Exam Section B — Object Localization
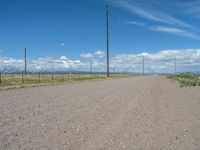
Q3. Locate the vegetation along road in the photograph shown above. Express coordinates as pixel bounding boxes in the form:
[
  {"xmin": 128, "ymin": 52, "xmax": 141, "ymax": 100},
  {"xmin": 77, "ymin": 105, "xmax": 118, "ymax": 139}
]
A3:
[{"xmin": 0, "ymin": 75, "xmax": 200, "ymax": 150}]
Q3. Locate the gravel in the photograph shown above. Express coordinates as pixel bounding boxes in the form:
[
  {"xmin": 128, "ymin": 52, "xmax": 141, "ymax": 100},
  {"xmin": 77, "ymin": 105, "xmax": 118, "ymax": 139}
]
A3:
[{"xmin": 0, "ymin": 75, "xmax": 200, "ymax": 150}]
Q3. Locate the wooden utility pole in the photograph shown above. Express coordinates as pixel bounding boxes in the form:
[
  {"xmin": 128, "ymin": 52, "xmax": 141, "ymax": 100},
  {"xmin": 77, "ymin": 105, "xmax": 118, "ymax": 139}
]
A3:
[
  {"xmin": 70, "ymin": 66, "xmax": 72, "ymax": 79},
  {"xmin": 24, "ymin": 48, "xmax": 27, "ymax": 74},
  {"xmin": 174, "ymin": 57, "xmax": 177, "ymax": 74},
  {"xmin": 0, "ymin": 72, "xmax": 1, "ymax": 86},
  {"xmin": 106, "ymin": 2, "xmax": 110, "ymax": 77},
  {"xmin": 142, "ymin": 56, "xmax": 145, "ymax": 75},
  {"xmin": 166, "ymin": 67, "xmax": 168, "ymax": 74},
  {"xmin": 90, "ymin": 61, "xmax": 93, "ymax": 74},
  {"xmin": 148, "ymin": 65, "xmax": 151, "ymax": 74}
]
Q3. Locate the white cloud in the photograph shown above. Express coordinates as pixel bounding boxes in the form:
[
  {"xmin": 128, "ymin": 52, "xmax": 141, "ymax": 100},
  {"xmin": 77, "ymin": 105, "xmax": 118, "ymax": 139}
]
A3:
[
  {"xmin": 80, "ymin": 53, "xmax": 93, "ymax": 59},
  {"xmin": 125, "ymin": 19, "xmax": 200, "ymax": 40},
  {"xmin": 0, "ymin": 55, "xmax": 84, "ymax": 72},
  {"xmin": 60, "ymin": 43, "xmax": 65, "ymax": 47},
  {"xmin": 0, "ymin": 49, "xmax": 200, "ymax": 73},
  {"xmin": 126, "ymin": 21, "xmax": 146, "ymax": 26},
  {"xmin": 111, "ymin": 0, "xmax": 192, "ymax": 28},
  {"xmin": 80, "ymin": 50, "xmax": 105, "ymax": 59},
  {"xmin": 126, "ymin": 20, "xmax": 200, "ymax": 40},
  {"xmin": 94, "ymin": 50, "xmax": 105, "ymax": 58},
  {"xmin": 110, "ymin": 49, "xmax": 200, "ymax": 73},
  {"xmin": 176, "ymin": 1, "xmax": 200, "ymax": 14},
  {"xmin": 60, "ymin": 56, "xmax": 68, "ymax": 60},
  {"xmin": 150, "ymin": 26, "xmax": 184, "ymax": 33},
  {"xmin": 150, "ymin": 26, "xmax": 200, "ymax": 40}
]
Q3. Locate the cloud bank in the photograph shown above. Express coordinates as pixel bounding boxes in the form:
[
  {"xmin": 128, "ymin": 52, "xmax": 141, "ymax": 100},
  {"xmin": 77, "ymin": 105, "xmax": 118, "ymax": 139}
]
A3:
[
  {"xmin": 80, "ymin": 50, "xmax": 105, "ymax": 59},
  {"xmin": 0, "ymin": 49, "xmax": 200, "ymax": 73}
]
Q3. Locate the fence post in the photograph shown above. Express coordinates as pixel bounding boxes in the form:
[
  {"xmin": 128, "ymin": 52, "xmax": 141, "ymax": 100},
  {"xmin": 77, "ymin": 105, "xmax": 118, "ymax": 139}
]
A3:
[
  {"xmin": 22, "ymin": 72, "xmax": 24, "ymax": 84},
  {"xmin": 0, "ymin": 72, "xmax": 2, "ymax": 86},
  {"xmin": 38, "ymin": 72, "xmax": 40, "ymax": 83},
  {"xmin": 62, "ymin": 72, "xmax": 64, "ymax": 81},
  {"xmin": 51, "ymin": 73, "xmax": 54, "ymax": 82}
]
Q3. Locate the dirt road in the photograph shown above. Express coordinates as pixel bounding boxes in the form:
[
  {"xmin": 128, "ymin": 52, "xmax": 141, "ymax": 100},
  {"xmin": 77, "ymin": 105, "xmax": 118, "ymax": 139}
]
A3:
[{"xmin": 0, "ymin": 76, "xmax": 200, "ymax": 150}]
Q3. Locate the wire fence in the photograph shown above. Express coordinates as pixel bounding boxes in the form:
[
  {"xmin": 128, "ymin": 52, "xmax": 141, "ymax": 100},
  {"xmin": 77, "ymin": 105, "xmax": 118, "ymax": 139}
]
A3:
[
  {"xmin": 0, "ymin": 72, "xmax": 136, "ymax": 87},
  {"xmin": 0, "ymin": 48, "xmax": 200, "ymax": 86}
]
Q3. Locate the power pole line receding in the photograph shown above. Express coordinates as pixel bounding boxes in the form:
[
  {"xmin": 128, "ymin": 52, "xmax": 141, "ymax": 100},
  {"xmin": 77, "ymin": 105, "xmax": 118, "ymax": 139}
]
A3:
[{"xmin": 106, "ymin": 2, "xmax": 110, "ymax": 77}]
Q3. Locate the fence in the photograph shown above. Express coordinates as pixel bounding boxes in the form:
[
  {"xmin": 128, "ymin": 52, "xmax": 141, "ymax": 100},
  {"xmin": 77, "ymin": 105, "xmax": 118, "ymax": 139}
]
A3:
[
  {"xmin": 0, "ymin": 49, "xmax": 199, "ymax": 87},
  {"xmin": 0, "ymin": 72, "xmax": 134, "ymax": 87}
]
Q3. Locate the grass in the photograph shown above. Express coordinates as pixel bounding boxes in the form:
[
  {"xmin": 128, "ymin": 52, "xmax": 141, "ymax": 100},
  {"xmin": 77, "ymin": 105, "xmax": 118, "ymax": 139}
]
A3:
[
  {"xmin": 167, "ymin": 72, "xmax": 200, "ymax": 87},
  {"xmin": 0, "ymin": 73, "xmax": 136, "ymax": 88}
]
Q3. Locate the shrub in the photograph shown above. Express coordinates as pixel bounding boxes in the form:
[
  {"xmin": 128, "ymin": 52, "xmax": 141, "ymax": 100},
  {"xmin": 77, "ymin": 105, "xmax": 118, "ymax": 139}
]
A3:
[{"xmin": 167, "ymin": 72, "xmax": 200, "ymax": 87}]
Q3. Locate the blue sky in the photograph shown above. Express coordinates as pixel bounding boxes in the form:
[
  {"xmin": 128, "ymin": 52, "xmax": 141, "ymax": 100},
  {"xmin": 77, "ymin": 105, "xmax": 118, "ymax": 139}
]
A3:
[{"xmin": 0, "ymin": 0, "xmax": 200, "ymax": 73}]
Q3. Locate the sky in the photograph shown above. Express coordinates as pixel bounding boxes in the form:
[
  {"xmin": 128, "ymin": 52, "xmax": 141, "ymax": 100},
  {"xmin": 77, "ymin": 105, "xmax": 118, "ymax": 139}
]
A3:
[{"xmin": 0, "ymin": 0, "xmax": 200, "ymax": 73}]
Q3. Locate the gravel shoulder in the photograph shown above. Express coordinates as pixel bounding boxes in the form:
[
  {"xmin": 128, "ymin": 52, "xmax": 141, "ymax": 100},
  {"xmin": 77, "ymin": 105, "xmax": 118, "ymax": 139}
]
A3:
[{"xmin": 0, "ymin": 75, "xmax": 200, "ymax": 150}]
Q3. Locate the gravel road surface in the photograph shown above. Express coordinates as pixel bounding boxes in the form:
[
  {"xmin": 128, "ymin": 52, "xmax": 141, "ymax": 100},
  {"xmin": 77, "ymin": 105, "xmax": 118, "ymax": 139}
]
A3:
[{"xmin": 0, "ymin": 76, "xmax": 200, "ymax": 150}]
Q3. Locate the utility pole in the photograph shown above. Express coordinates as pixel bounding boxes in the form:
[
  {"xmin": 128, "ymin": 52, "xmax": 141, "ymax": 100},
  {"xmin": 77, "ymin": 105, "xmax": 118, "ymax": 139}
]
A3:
[
  {"xmin": 0, "ymin": 72, "xmax": 1, "ymax": 86},
  {"xmin": 24, "ymin": 48, "xmax": 27, "ymax": 74},
  {"xmin": 70, "ymin": 65, "xmax": 72, "ymax": 79},
  {"xmin": 165, "ymin": 66, "xmax": 168, "ymax": 74},
  {"xmin": 174, "ymin": 57, "xmax": 177, "ymax": 74},
  {"xmin": 106, "ymin": 2, "xmax": 110, "ymax": 77},
  {"xmin": 142, "ymin": 56, "xmax": 144, "ymax": 75},
  {"xmin": 90, "ymin": 61, "xmax": 93, "ymax": 74},
  {"xmin": 148, "ymin": 65, "xmax": 151, "ymax": 74}
]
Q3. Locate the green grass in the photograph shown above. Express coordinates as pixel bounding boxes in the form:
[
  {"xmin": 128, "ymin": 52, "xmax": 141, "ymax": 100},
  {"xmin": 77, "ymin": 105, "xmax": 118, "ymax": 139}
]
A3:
[
  {"xmin": 167, "ymin": 72, "xmax": 200, "ymax": 87},
  {"xmin": 0, "ymin": 73, "xmax": 136, "ymax": 87}
]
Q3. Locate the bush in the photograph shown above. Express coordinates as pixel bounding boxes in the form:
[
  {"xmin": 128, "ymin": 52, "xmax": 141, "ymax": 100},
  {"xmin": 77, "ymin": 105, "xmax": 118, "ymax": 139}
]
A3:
[
  {"xmin": 190, "ymin": 80, "xmax": 197, "ymax": 86},
  {"xmin": 167, "ymin": 72, "xmax": 200, "ymax": 87}
]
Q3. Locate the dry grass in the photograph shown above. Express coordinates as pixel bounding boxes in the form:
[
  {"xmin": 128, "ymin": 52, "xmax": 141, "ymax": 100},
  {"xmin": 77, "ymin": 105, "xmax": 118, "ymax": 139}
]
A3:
[
  {"xmin": 167, "ymin": 72, "xmax": 200, "ymax": 87},
  {"xmin": 0, "ymin": 73, "xmax": 136, "ymax": 87}
]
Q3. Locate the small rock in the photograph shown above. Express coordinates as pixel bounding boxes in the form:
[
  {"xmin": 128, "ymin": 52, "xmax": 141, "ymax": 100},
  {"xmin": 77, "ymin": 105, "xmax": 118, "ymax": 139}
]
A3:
[{"xmin": 19, "ymin": 116, "xmax": 25, "ymax": 120}]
